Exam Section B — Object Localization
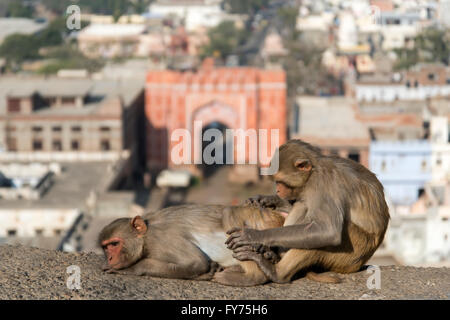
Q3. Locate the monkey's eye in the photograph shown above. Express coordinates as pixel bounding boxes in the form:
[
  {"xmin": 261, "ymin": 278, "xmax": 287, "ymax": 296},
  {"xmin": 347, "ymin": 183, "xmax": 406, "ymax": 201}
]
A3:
[{"xmin": 110, "ymin": 241, "xmax": 119, "ymax": 247}]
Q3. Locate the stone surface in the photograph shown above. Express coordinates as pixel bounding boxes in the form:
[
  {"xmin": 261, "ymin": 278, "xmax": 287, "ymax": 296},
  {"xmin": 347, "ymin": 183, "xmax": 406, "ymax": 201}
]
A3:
[{"xmin": 0, "ymin": 244, "xmax": 449, "ymax": 300}]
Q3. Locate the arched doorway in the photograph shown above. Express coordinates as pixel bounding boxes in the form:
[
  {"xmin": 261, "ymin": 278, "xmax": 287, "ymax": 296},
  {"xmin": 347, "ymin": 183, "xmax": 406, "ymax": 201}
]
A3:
[{"xmin": 200, "ymin": 121, "xmax": 233, "ymax": 178}]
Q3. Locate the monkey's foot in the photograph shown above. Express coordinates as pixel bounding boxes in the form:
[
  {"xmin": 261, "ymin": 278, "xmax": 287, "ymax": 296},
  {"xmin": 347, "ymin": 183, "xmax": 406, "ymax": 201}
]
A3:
[{"xmin": 194, "ymin": 261, "xmax": 223, "ymax": 281}]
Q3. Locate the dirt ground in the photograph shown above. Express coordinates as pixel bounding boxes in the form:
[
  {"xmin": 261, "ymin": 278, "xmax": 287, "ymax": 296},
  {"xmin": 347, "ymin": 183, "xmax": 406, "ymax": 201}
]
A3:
[{"xmin": 0, "ymin": 244, "xmax": 449, "ymax": 300}]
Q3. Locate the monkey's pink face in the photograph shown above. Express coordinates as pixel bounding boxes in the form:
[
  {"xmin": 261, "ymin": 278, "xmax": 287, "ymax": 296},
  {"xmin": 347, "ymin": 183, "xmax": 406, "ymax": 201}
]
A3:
[
  {"xmin": 276, "ymin": 181, "xmax": 294, "ymax": 200},
  {"xmin": 102, "ymin": 237, "xmax": 125, "ymax": 269}
]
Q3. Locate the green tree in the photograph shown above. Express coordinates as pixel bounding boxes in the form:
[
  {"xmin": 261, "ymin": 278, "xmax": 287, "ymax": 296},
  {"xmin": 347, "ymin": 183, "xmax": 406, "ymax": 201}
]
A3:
[
  {"xmin": 38, "ymin": 45, "xmax": 104, "ymax": 75},
  {"xmin": 0, "ymin": 34, "xmax": 39, "ymax": 64},
  {"xmin": 394, "ymin": 28, "xmax": 450, "ymax": 70},
  {"xmin": 6, "ymin": 2, "xmax": 34, "ymax": 18},
  {"xmin": 225, "ymin": 0, "xmax": 269, "ymax": 15},
  {"xmin": 200, "ymin": 21, "xmax": 247, "ymax": 61}
]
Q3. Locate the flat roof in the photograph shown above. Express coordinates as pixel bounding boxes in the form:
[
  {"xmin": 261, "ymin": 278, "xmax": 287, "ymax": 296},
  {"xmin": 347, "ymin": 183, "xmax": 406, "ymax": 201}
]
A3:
[
  {"xmin": 0, "ymin": 162, "xmax": 112, "ymax": 209},
  {"xmin": 0, "ymin": 18, "xmax": 48, "ymax": 43},
  {"xmin": 295, "ymin": 96, "xmax": 370, "ymax": 144},
  {"xmin": 0, "ymin": 77, "xmax": 144, "ymax": 116}
]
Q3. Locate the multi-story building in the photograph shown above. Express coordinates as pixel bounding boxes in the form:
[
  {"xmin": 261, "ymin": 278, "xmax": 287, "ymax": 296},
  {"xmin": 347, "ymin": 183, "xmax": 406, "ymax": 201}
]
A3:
[
  {"xmin": 370, "ymin": 140, "xmax": 432, "ymax": 206},
  {"xmin": 0, "ymin": 77, "xmax": 144, "ymax": 158},
  {"xmin": 293, "ymin": 96, "xmax": 370, "ymax": 167},
  {"xmin": 148, "ymin": 0, "xmax": 225, "ymax": 32},
  {"xmin": 355, "ymin": 63, "xmax": 450, "ymax": 103}
]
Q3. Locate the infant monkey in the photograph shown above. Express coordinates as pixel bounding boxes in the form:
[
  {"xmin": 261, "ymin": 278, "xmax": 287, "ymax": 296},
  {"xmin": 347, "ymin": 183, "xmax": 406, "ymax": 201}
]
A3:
[{"xmin": 99, "ymin": 204, "xmax": 287, "ymax": 286}]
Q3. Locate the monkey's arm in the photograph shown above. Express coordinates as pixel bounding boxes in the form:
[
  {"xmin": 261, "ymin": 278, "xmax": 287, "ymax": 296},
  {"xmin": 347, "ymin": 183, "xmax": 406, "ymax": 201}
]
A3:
[
  {"xmin": 227, "ymin": 200, "xmax": 344, "ymax": 250},
  {"xmin": 105, "ymin": 258, "xmax": 207, "ymax": 279}
]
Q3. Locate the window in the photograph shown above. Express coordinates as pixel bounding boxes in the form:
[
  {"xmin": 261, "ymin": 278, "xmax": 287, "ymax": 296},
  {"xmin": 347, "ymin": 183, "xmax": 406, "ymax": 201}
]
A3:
[
  {"xmin": 6, "ymin": 138, "xmax": 17, "ymax": 151},
  {"xmin": 32, "ymin": 126, "xmax": 43, "ymax": 132},
  {"xmin": 71, "ymin": 126, "xmax": 82, "ymax": 132},
  {"xmin": 406, "ymin": 80, "xmax": 410, "ymax": 88},
  {"xmin": 7, "ymin": 230, "xmax": 17, "ymax": 237},
  {"xmin": 418, "ymin": 188, "xmax": 425, "ymax": 198},
  {"xmin": 381, "ymin": 160, "xmax": 387, "ymax": 172},
  {"xmin": 348, "ymin": 152, "xmax": 360, "ymax": 163},
  {"xmin": 52, "ymin": 126, "xmax": 62, "ymax": 132},
  {"xmin": 32, "ymin": 140, "xmax": 43, "ymax": 150},
  {"xmin": 35, "ymin": 229, "xmax": 44, "ymax": 236},
  {"xmin": 54, "ymin": 229, "xmax": 63, "ymax": 236},
  {"xmin": 6, "ymin": 126, "xmax": 16, "ymax": 132},
  {"xmin": 414, "ymin": 80, "xmax": 418, "ymax": 87},
  {"xmin": 446, "ymin": 78, "xmax": 450, "ymax": 84},
  {"xmin": 421, "ymin": 160, "xmax": 427, "ymax": 171},
  {"xmin": 428, "ymin": 73, "xmax": 436, "ymax": 81},
  {"xmin": 71, "ymin": 140, "xmax": 80, "ymax": 150},
  {"xmin": 62, "ymin": 97, "xmax": 76, "ymax": 105},
  {"xmin": 44, "ymin": 97, "xmax": 57, "ymax": 106},
  {"xmin": 100, "ymin": 126, "xmax": 110, "ymax": 132},
  {"xmin": 100, "ymin": 140, "xmax": 111, "ymax": 151},
  {"xmin": 52, "ymin": 140, "xmax": 62, "ymax": 151},
  {"xmin": 7, "ymin": 98, "xmax": 21, "ymax": 113}
]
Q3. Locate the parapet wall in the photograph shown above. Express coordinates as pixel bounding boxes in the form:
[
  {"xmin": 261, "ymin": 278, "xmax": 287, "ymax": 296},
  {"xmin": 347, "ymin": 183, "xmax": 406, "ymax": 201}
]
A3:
[{"xmin": 0, "ymin": 245, "xmax": 449, "ymax": 300}]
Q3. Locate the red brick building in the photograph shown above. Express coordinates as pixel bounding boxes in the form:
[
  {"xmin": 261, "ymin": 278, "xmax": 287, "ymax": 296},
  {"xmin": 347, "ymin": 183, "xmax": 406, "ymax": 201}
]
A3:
[{"xmin": 145, "ymin": 62, "xmax": 287, "ymax": 179}]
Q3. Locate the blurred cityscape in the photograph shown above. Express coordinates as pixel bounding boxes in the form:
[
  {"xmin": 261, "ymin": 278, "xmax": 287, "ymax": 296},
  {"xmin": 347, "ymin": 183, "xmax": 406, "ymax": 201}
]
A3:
[{"xmin": 0, "ymin": 0, "xmax": 449, "ymax": 267}]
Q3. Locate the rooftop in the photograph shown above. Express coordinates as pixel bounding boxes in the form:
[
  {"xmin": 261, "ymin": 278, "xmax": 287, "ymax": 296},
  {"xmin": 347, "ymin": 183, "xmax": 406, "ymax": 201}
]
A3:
[
  {"xmin": 78, "ymin": 24, "xmax": 146, "ymax": 38},
  {"xmin": 295, "ymin": 96, "xmax": 370, "ymax": 146},
  {"xmin": 0, "ymin": 76, "xmax": 144, "ymax": 117},
  {"xmin": 0, "ymin": 18, "xmax": 48, "ymax": 43},
  {"xmin": 0, "ymin": 162, "xmax": 112, "ymax": 210}
]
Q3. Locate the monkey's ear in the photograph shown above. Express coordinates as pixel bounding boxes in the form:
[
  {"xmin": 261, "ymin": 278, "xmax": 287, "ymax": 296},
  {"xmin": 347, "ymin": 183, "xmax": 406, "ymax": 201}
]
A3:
[
  {"xmin": 131, "ymin": 216, "xmax": 147, "ymax": 235},
  {"xmin": 294, "ymin": 159, "xmax": 312, "ymax": 172}
]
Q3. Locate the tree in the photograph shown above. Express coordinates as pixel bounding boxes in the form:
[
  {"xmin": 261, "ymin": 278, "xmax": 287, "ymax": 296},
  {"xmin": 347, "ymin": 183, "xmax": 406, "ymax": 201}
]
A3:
[
  {"xmin": 224, "ymin": 0, "xmax": 269, "ymax": 15},
  {"xmin": 200, "ymin": 21, "xmax": 247, "ymax": 61},
  {"xmin": 6, "ymin": 2, "xmax": 34, "ymax": 18},
  {"xmin": 38, "ymin": 45, "xmax": 104, "ymax": 75},
  {"xmin": 394, "ymin": 28, "xmax": 450, "ymax": 70},
  {"xmin": 0, "ymin": 34, "xmax": 39, "ymax": 64}
]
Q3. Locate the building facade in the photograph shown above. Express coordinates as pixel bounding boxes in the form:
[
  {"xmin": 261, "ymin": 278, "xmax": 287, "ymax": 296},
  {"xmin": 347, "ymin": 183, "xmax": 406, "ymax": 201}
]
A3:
[
  {"xmin": 145, "ymin": 61, "xmax": 287, "ymax": 180},
  {"xmin": 370, "ymin": 140, "xmax": 432, "ymax": 206}
]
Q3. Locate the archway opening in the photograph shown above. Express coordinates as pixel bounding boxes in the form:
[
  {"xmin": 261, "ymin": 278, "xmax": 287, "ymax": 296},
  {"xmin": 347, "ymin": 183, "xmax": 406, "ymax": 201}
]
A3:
[{"xmin": 200, "ymin": 121, "xmax": 232, "ymax": 178}]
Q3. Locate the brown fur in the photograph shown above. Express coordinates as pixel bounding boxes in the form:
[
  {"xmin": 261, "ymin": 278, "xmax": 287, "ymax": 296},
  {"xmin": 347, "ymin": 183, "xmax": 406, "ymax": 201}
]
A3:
[
  {"xmin": 99, "ymin": 203, "xmax": 337, "ymax": 286},
  {"xmin": 231, "ymin": 139, "xmax": 390, "ymax": 283}
]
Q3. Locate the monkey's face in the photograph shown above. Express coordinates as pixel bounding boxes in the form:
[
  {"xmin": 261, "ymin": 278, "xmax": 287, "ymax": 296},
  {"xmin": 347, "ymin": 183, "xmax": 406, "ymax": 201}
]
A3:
[
  {"xmin": 273, "ymin": 156, "xmax": 313, "ymax": 201},
  {"xmin": 99, "ymin": 216, "xmax": 148, "ymax": 271},
  {"xmin": 101, "ymin": 237, "xmax": 125, "ymax": 268}
]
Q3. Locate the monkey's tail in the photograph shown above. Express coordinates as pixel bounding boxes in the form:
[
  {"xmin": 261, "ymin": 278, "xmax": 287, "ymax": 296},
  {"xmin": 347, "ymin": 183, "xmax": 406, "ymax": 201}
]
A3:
[{"xmin": 306, "ymin": 271, "xmax": 341, "ymax": 284}]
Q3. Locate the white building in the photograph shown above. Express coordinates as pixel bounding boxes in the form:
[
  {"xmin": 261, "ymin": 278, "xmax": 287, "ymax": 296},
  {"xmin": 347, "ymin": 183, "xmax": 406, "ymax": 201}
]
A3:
[
  {"xmin": 385, "ymin": 183, "xmax": 450, "ymax": 266},
  {"xmin": 439, "ymin": 0, "xmax": 450, "ymax": 28},
  {"xmin": 430, "ymin": 116, "xmax": 450, "ymax": 183},
  {"xmin": 149, "ymin": 0, "xmax": 225, "ymax": 31},
  {"xmin": 338, "ymin": 11, "xmax": 358, "ymax": 50},
  {"xmin": 355, "ymin": 84, "xmax": 450, "ymax": 102},
  {"xmin": 77, "ymin": 23, "xmax": 146, "ymax": 58}
]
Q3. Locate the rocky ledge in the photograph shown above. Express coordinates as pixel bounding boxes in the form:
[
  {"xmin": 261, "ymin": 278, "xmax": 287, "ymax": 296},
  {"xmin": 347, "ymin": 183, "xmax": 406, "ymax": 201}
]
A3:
[{"xmin": 0, "ymin": 245, "xmax": 449, "ymax": 300}]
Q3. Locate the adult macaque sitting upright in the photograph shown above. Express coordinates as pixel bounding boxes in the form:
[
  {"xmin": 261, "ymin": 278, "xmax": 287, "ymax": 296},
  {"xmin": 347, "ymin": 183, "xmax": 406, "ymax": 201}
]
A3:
[{"xmin": 226, "ymin": 139, "xmax": 390, "ymax": 283}]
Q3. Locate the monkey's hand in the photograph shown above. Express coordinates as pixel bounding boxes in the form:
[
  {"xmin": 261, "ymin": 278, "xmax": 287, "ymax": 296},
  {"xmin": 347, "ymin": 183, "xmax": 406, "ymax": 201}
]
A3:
[
  {"xmin": 261, "ymin": 246, "xmax": 280, "ymax": 264},
  {"xmin": 245, "ymin": 195, "xmax": 292, "ymax": 212},
  {"xmin": 232, "ymin": 246, "xmax": 288, "ymax": 284},
  {"xmin": 226, "ymin": 227, "xmax": 263, "ymax": 250}
]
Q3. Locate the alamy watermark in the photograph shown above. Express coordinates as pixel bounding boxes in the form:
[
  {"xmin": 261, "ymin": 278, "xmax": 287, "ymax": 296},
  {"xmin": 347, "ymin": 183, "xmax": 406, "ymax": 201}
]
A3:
[
  {"xmin": 66, "ymin": 265, "xmax": 81, "ymax": 290},
  {"xmin": 66, "ymin": 5, "xmax": 81, "ymax": 31},
  {"xmin": 366, "ymin": 265, "xmax": 381, "ymax": 290},
  {"xmin": 170, "ymin": 121, "xmax": 280, "ymax": 175}
]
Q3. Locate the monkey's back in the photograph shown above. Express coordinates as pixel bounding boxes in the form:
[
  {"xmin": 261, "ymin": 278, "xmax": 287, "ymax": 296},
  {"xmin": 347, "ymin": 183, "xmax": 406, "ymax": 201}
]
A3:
[{"xmin": 143, "ymin": 204, "xmax": 284, "ymax": 268}]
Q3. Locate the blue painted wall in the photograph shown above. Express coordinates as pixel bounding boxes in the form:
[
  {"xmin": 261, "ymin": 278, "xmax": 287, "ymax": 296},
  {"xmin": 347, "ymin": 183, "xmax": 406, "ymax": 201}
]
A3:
[{"xmin": 369, "ymin": 140, "xmax": 432, "ymax": 206}]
